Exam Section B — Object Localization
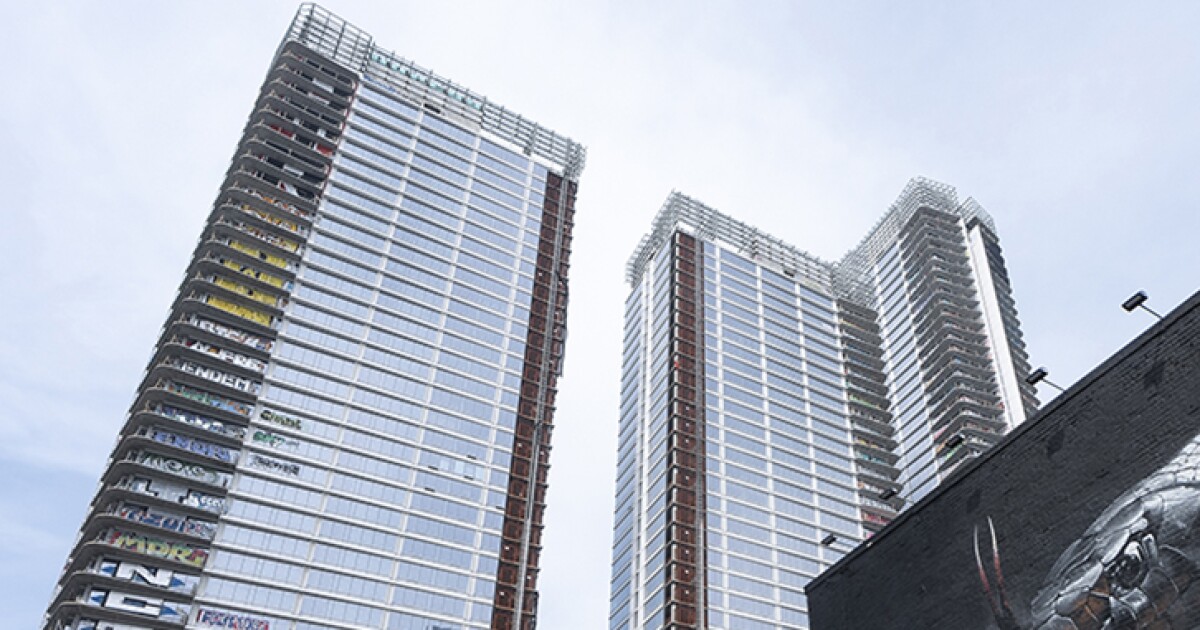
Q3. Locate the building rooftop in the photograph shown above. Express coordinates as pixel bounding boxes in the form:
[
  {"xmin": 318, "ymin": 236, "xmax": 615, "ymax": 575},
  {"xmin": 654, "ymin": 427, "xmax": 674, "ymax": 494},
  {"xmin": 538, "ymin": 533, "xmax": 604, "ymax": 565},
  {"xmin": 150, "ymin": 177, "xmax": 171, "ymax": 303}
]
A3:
[
  {"xmin": 285, "ymin": 3, "xmax": 586, "ymax": 178},
  {"xmin": 626, "ymin": 178, "xmax": 998, "ymax": 305}
]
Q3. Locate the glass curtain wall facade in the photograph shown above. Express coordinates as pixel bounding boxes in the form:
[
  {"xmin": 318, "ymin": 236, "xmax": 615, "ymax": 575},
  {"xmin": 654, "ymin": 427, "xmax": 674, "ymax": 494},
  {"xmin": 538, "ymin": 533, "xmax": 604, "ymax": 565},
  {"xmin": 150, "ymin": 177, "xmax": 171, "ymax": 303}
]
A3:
[
  {"xmin": 611, "ymin": 182, "xmax": 1034, "ymax": 630},
  {"xmin": 836, "ymin": 181, "xmax": 1037, "ymax": 505},
  {"xmin": 44, "ymin": 5, "xmax": 583, "ymax": 630}
]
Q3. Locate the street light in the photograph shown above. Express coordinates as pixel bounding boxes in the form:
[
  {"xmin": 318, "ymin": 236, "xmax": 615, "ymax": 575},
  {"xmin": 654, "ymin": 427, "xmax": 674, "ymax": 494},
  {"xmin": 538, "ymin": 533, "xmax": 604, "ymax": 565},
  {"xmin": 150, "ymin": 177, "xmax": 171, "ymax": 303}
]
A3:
[
  {"xmin": 1025, "ymin": 367, "xmax": 1063, "ymax": 392},
  {"xmin": 1122, "ymin": 291, "xmax": 1163, "ymax": 320}
]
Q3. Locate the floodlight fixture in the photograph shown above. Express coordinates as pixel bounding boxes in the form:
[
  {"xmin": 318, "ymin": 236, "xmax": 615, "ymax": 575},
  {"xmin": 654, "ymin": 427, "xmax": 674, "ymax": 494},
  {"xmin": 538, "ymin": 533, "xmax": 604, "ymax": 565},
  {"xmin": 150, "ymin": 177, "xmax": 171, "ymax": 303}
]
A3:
[
  {"xmin": 1025, "ymin": 367, "xmax": 1064, "ymax": 392},
  {"xmin": 1122, "ymin": 290, "xmax": 1163, "ymax": 320}
]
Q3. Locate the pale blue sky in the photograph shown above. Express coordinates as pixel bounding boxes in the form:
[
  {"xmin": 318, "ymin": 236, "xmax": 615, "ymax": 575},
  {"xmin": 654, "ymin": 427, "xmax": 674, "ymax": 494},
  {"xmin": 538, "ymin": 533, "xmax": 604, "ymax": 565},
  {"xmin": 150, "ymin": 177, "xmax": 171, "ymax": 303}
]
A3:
[{"xmin": 2, "ymin": 2, "xmax": 1198, "ymax": 628}]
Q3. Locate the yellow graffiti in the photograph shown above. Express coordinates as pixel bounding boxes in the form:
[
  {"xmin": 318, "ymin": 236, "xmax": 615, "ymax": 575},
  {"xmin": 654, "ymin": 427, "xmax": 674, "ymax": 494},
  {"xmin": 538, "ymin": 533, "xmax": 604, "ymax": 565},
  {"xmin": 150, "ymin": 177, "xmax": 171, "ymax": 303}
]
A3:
[
  {"xmin": 105, "ymin": 530, "xmax": 209, "ymax": 568},
  {"xmin": 212, "ymin": 276, "xmax": 279, "ymax": 306},
  {"xmin": 220, "ymin": 259, "xmax": 287, "ymax": 289},
  {"xmin": 229, "ymin": 240, "xmax": 290, "ymax": 270},
  {"xmin": 205, "ymin": 295, "xmax": 274, "ymax": 327},
  {"xmin": 242, "ymin": 204, "xmax": 304, "ymax": 238}
]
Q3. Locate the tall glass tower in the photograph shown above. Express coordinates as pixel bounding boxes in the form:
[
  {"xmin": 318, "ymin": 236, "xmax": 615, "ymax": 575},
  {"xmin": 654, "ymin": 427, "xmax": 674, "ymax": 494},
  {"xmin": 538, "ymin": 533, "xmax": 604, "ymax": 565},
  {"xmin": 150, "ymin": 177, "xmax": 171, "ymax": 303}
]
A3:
[
  {"xmin": 610, "ymin": 181, "xmax": 1034, "ymax": 630},
  {"xmin": 44, "ymin": 5, "xmax": 582, "ymax": 630}
]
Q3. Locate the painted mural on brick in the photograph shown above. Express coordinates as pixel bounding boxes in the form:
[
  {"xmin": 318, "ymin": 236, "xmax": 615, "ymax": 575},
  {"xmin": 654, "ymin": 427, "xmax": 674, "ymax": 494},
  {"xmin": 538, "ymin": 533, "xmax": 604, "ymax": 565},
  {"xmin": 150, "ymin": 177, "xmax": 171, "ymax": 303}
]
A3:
[
  {"xmin": 804, "ymin": 294, "xmax": 1200, "ymax": 630},
  {"xmin": 977, "ymin": 432, "xmax": 1200, "ymax": 630}
]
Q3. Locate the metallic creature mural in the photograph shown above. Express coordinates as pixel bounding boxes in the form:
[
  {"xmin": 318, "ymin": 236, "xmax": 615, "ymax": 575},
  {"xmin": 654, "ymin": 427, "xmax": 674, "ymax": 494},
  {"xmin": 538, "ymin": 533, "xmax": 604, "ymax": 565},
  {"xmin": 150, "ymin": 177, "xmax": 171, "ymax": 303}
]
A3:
[{"xmin": 976, "ymin": 435, "xmax": 1200, "ymax": 629}]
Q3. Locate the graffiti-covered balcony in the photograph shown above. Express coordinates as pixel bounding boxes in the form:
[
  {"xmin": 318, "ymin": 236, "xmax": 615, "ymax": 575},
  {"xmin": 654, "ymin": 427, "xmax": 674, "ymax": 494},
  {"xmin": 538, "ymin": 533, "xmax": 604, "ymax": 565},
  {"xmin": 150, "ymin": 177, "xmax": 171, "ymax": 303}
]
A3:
[
  {"xmin": 208, "ymin": 216, "xmax": 305, "ymax": 263},
  {"xmin": 183, "ymin": 273, "xmax": 289, "ymax": 314},
  {"xmin": 215, "ymin": 200, "xmax": 310, "ymax": 241},
  {"xmin": 49, "ymin": 595, "xmax": 191, "ymax": 630},
  {"xmin": 143, "ymin": 355, "xmax": 262, "ymax": 404},
  {"xmin": 112, "ymin": 426, "xmax": 241, "ymax": 471},
  {"xmin": 168, "ymin": 313, "xmax": 274, "ymax": 357},
  {"xmin": 103, "ymin": 450, "xmax": 233, "ymax": 497},
  {"xmin": 51, "ymin": 528, "xmax": 210, "ymax": 610},
  {"xmin": 76, "ymin": 500, "xmax": 219, "ymax": 555},
  {"xmin": 51, "ymin": 555, "xmax": 202, "ymax": 624},
  {"xmin": 189, "ymin": 252, "xmax": 297, "ymax": 296},
  {"xmin": 156, "ymin": 336, "xmax": 266, "ymax": 377},
  {"xmin": 133, "ymin": 380, "xmax": 254, "ymax": 428},
  {"xmin": 126, "ymin": 402, "xmax": 247, "ymax": 448},
  {"xmin": 224, "ymin": 184, "xmax": 315, "ymax": 224},
  {"xmin": 176, "ymin": 291, "xmax": 280, "ymax": 334},
  {"xmin": 104, "ymin": 474, "xmax": 227, "ymax": 516}
]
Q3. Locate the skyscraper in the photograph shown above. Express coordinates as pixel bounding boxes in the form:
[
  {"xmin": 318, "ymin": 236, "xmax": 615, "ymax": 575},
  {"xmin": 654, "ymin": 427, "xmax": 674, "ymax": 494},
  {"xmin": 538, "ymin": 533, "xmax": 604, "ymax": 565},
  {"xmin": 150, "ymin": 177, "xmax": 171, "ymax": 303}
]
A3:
[
  {"xmin": 610, "ymin": 180, "xmax": 1034, "ymax": 630},
  {"xmin": 44, "ymin": 5, "xmax": 582, "ymax": 630}
]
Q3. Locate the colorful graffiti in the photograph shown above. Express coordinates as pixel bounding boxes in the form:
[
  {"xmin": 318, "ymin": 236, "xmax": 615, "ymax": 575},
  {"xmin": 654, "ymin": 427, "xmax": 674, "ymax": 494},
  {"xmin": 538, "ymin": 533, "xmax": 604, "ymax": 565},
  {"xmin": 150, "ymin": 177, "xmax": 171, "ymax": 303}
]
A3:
[
  {"xmin": 180, "ymin": 490, "xmax": 226, "ymax": 513},
  {"xmin": 251, "ymin": 428, "xmax": 301, "ymax": 451},
  {"xmin": 204, "ymin": 294, "xmax": 276, "ymax": 328},
  {"xmin": 248, "ymin": 453, "xmax": 301, "ymax": 477},
  {"xmin": 100, "ymin": 529, "xmax": 209, "ymax": 568},
  {"xmin": 165, "ymin": 381, "xmax": 252, "ymax": 417},
  {"xmin": 145, "ymin": 427, "xmax": 239, "ymax": 464},
  {"xmin": 260, "ymin": 408, "xmax": 303, "ymax": 430},
  {"xmin": 97, "ymin": 558, "xmax": 199, "ymax": 593},
  {"xmin": 85, "ymin": 588, "xmax": 190, "ymax": 623},
  {"xmin": 218, "ymin": 257, "xmax": 293, "ymax": 290},
  {"xmin": 135, "ymin": 451, "xmax": 231, "ymax": 487},
  {"xmin": 228, "ymin": 217, "xmax": 303, "ymax": 252},
  {"xmin": 187, "ymin": 314, "xmax": 274, "ymax": 352},
  {"xmin": 228, "ymin": 240, "xmax": 292, "ymax": 271},
  {"xmin": 155, "ymin": 404, "xmax": 247, "ymax": 440},
  {"xmin": 237, "ymin": 203, "xmax": 308, "ymax": 237},
  {"xmin": 116, "ymin": 476, "xmax": 227, "ymax": 514},
  {"xmin": 237, "ymin": 185, "xmax": 314, "ymax": 220},
  {"xmin": 169, "ymin": 357, "xmax": 262, "ymax": 394},
  {"xmin": 194, "ymin": 607, "xmax": 271, "ymax": 630},
  {"xmin": 211, "ymin": 275, "xmax": 284, "ymax": 308},
  {"xmin": 114, "ymin": 503, "xmax": 216, "ymax": 540},
  {"xmin": 182, "ymin": 337, "xmax": 267, "ymax": 373}
]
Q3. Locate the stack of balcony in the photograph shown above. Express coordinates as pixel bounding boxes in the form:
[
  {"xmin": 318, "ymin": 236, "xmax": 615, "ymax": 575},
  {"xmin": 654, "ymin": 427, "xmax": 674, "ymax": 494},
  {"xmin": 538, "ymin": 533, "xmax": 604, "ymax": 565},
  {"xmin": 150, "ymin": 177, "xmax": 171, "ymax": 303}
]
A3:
[
  {"xmin": 969, "ymin": 220, "xmax": 1040, "ymax": 417},
  {"xmin": 899, "ymin": 207, "xmax": 1004, "ymax": 481},
  {"xmin": 44, "ymin": 42, "xmax": 355, "ymax": 630},
  {"xmin": 837, "ymin": 300, "xmax": 903, "ymax": 535}
]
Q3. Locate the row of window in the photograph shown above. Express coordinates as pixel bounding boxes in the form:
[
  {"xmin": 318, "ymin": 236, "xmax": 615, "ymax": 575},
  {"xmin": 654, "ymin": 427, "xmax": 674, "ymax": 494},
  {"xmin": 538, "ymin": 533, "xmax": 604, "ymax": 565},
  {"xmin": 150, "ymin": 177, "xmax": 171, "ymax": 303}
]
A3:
[{"xmin": 335, "ymin": 115, "xmax": 543, "ymax": 237}]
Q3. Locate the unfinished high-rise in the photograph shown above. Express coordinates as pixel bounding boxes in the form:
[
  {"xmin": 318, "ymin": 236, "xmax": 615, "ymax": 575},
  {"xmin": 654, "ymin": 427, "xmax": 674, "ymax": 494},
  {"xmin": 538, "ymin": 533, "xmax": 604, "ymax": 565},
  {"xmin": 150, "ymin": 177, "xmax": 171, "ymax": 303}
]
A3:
[
  {"xmin": 44, "ymin": 4, "xmax": 583, "ymax": 630},
  {"xmin": 610, "ymin": 179, "xmax": 1035, "ymax": 629}
]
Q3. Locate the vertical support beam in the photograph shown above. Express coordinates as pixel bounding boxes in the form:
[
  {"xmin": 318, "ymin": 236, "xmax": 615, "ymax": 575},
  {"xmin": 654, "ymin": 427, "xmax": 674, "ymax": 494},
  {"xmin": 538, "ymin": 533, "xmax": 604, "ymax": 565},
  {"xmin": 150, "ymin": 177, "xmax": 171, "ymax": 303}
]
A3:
[
  {"xmin": 662, "ymin": 231, "xmax": 708, "ymax": 629},
  {"xmin": 492, "ymin": 172, "xmax": 577, "ymax": 630}
]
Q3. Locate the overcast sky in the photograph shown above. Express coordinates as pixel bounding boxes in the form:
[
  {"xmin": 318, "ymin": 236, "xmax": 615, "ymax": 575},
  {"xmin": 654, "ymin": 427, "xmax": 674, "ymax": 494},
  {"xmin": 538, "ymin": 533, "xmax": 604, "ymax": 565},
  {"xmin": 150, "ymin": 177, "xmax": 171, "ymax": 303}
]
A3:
[{"xmin": 2, "ymin": 2, "xmax": 1198, "ymax": 628}]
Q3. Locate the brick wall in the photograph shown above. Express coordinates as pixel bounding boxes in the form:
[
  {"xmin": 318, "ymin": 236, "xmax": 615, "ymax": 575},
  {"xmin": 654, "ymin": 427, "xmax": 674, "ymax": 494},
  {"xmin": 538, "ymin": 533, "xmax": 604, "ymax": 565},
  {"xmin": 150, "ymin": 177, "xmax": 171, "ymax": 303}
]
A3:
[{"xmin": 807, "ymin": 290, "xmax": 1200, "ymax": 629}]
